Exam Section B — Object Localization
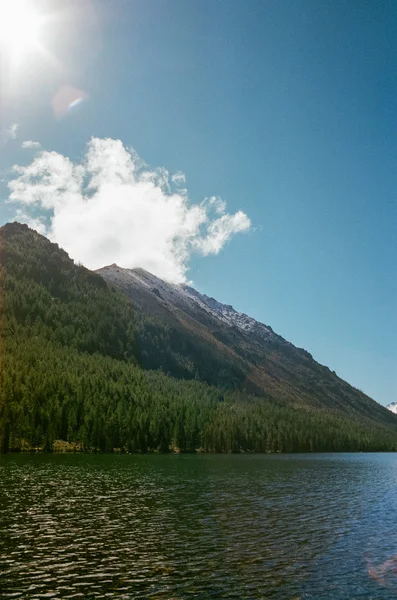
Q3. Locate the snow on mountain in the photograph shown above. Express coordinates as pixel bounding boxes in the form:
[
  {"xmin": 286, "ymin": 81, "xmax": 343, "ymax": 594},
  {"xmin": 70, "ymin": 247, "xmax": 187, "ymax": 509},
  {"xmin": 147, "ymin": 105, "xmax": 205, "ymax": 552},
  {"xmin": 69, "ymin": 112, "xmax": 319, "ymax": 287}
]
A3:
[
  {"xmin": 98, "ymin": 265, "xmax": 278, "ymax": 342},
  {"xmin": 183, "ymin": 284, "xmax": 276, "ymax": 340},
  {"xmin": 386, "ymin": 402, "xmax": 397, "ymax": 414}
]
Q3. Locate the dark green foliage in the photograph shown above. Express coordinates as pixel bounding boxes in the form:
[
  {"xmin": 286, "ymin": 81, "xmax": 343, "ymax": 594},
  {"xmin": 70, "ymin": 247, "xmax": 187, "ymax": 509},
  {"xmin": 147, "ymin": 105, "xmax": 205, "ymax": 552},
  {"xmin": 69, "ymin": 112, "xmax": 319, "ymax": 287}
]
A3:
[
  {"xmin": 1, "ymin": 334, "xmax": 396, "ymax": 453},
  {"xmin": 1, "ymin": 222, "xmax": 397, "ymax": 454},
  {"xmin": 134, "ymin": 313, "xmax": 246, "ymax": 389},
  {"xmin": 1, "ymin": 223, "xmax": 138, "ymax": 360}
]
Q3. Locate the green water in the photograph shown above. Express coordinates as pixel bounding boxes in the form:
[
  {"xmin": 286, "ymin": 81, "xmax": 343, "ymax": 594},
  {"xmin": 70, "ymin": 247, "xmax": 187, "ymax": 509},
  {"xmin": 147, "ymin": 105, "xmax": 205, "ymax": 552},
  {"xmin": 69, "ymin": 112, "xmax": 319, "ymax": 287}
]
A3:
[{"xmin": 1, "ymin": 453, "xmax": 397, "ymax": 599}]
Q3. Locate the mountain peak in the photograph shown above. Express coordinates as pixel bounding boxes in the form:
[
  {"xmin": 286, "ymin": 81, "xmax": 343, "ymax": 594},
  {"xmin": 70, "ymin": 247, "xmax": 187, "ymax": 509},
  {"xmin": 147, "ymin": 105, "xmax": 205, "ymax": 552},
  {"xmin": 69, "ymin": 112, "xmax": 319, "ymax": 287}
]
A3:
[
  {"xmin": 97, "ymin": 263, "xmax": 278, "ymax": 343},
  {"xmin": 1, "ymin": 221, "xmax": 31, "ymax": 235}
]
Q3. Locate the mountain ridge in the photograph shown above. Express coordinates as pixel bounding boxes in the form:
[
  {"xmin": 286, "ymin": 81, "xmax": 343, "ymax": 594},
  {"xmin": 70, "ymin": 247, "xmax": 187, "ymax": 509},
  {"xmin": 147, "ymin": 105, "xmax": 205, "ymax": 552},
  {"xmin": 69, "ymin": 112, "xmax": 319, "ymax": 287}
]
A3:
[
  {"xmin": 97, "ymin": 263, "xmax": 391, "ymax": 420},
  {"xmin": 101, "ymin": 263, "xmax": 314, "ymax": 354}
]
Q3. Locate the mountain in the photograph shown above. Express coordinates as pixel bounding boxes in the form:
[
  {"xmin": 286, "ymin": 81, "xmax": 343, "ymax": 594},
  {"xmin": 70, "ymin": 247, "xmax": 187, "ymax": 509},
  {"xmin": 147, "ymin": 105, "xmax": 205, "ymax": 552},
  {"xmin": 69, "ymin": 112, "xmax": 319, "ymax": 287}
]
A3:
[
  {"xmin": 387, "ymin": 403, "xmax": 397, "ymax": 414},
  {"xmin": 1, "ymin": 222, "xmax": 396, "ymax": 454},
  {"xmin": 97, "ymin": 264, "xmax": 391, "ymax": 423}
]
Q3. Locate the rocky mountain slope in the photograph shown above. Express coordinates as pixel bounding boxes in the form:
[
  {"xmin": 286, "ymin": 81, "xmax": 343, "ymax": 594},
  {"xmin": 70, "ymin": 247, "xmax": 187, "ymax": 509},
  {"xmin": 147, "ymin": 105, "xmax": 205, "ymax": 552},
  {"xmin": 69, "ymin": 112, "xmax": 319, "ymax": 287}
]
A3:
[{"xmin": 97, "ymin": 264, "xmax": 392, "ymax": 424}]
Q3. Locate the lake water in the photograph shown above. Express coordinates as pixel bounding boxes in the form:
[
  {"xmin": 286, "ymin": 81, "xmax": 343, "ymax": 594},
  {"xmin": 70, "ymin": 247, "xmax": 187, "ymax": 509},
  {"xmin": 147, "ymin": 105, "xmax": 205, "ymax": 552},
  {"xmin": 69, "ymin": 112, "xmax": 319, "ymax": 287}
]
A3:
[{"xmin": 1, "ymin": 453, "xmax": 397, "ymax": 599}]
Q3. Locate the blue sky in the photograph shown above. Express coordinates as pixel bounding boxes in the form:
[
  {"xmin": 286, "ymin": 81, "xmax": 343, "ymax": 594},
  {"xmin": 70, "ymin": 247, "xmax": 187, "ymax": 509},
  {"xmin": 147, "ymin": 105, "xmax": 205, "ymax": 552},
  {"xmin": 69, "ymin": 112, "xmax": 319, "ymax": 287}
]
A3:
[{"xmin": 0, "ymin": 0, "xmax": 396, "ymax": 405}]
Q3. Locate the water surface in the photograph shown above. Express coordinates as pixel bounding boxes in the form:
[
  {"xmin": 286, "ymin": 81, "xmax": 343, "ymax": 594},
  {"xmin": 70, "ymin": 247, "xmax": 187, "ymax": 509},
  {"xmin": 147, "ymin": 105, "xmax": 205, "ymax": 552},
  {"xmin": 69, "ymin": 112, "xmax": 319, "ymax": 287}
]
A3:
[{"xmin": 1, "ymin": 453, "xmax": 397, "ymax": 599}]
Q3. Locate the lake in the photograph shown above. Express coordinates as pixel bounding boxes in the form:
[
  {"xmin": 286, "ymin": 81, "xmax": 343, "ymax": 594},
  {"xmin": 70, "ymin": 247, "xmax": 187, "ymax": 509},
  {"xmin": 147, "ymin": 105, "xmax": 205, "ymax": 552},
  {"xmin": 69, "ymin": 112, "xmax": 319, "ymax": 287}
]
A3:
[{"xmin": 1, "ymin": 453, "xmax": 397, "ymax": 599}]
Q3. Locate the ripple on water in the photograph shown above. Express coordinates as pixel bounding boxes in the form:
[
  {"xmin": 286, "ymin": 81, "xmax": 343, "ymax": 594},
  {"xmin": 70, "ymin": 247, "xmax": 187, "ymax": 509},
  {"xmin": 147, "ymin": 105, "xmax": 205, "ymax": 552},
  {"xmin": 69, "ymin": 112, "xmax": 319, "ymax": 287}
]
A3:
[{"xmin": 0, "ymin": 453, "xmax": 396, "ymax": 599}]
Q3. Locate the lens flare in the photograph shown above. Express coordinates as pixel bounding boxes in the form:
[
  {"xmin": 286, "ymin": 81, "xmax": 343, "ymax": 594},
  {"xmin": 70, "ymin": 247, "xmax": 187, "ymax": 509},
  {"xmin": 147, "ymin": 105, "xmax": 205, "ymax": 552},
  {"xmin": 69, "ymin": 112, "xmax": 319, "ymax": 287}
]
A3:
[
  {"xmin": 52, "ymin": 86, "xmax": 88, "ymax": 118},
  {"xmin": 68, "ymin": 98, "xmax": 85, "ymax": 112}
]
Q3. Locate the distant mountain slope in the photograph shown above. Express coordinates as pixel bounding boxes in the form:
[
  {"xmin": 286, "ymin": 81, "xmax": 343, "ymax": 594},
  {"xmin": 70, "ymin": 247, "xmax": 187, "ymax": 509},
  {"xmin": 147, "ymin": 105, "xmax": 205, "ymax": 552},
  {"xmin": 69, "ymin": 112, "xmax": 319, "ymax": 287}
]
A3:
[
  {"xmin": 387, "ymin": 402, "xmax": 397, "ymax": 414},
  {"xmin": 97, "ymin": 264, "xmax": 393, "ymax": 425}
]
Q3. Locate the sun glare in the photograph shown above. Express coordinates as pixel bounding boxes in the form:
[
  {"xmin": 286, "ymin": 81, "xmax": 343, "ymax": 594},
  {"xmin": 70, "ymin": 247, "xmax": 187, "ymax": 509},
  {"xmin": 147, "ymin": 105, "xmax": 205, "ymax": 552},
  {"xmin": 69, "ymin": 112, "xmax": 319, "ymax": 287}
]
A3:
[{"xmin": 0, "ymin": 0, "xmax": 44, "ymax": 62}]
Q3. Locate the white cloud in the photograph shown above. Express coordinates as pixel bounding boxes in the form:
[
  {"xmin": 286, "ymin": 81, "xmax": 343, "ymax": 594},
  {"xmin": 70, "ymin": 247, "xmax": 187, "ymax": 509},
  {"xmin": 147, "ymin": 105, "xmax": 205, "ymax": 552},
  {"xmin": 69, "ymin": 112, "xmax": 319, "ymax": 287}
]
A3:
[
  {"xmin": 7, "ymin": 137, "xmax": 251, "ymax": 283},
  {"xmin": 172, "ymin": 171, "xmax": 186, "ymax": 186},
  {"xmin": 207, "ymin": 196, "xmax": 227, "ymax": 215},
  {"xmin": 194, "ymin": 211, "xmax": 251, "ymax": 255},
  {"xmin": 0, "ymin": 123, "xmax": 19, "ymax": 147},
  {"xmin": 7, "ymin": 123, "xmax": 19, "ymax": 139},
  {"xmin": 21, "ymin": 140, "xmax": 41, "ymax": 149}
]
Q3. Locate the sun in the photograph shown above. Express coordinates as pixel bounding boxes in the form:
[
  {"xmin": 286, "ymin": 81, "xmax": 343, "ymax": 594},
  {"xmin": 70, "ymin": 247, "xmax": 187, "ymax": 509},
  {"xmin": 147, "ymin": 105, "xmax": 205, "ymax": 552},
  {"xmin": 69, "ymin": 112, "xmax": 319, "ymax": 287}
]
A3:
[{"xmin": 0, "ymin": 0, "xmax": 44, "ymax": 63}]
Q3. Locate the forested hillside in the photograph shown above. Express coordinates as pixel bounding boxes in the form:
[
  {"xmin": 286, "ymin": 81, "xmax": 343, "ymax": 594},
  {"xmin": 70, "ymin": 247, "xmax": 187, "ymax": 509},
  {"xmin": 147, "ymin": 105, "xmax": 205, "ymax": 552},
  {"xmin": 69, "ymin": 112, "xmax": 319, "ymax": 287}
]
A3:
[{"xmin": 0, "ymin": 222, "xmax": 396, "ymax": 453}]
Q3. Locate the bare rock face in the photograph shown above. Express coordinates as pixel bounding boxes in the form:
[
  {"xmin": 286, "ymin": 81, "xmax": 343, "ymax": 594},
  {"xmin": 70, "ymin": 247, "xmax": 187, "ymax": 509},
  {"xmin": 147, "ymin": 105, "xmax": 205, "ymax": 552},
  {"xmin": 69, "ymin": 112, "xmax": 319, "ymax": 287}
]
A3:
[{"xmin": 97, "ymin": 264, "xmax": 278, "ymax": 340}]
